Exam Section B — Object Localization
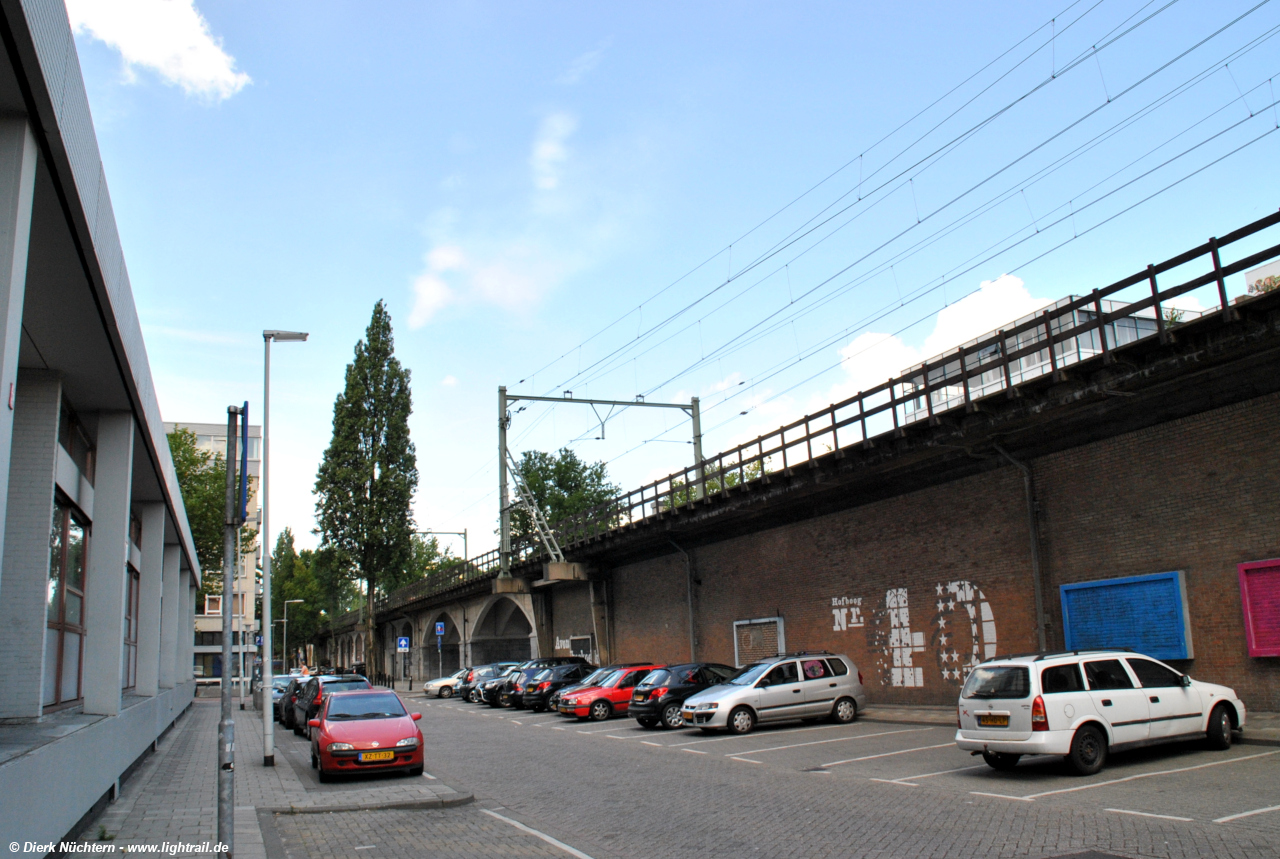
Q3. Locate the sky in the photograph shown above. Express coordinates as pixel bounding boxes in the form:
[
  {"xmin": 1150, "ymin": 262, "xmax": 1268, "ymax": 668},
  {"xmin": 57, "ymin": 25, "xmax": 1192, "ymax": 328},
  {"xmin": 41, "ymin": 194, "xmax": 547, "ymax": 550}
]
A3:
[{"xmin": 65, "ymin": 0, "xmax": 1280, "ymax": 558}]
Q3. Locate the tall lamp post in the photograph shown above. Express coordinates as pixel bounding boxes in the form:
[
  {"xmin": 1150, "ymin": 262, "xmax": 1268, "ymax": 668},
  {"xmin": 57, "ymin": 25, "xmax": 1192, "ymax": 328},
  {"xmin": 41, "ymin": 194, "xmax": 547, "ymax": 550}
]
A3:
[
  {"xmin": 261, "ymin": 329, "xmax": 308, "ymax": 767},
  {"xmin": 282, "ymin": 599, "xmax": 304, "ymax": 673}
]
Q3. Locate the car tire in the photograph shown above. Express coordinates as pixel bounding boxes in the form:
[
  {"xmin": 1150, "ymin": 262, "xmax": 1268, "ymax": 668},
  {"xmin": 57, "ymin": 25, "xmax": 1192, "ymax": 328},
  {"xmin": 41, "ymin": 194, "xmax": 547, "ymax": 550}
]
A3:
[
  {"xmin": 982, "ymin": 751, "xmax": 1022, "ymax": 771},
  {"xmin": 728, "ymin": 706, "xmax": 756, "ymax": 735},
  {"xmin": 831, "ymin": 698, "xmax": 858, "ymax": 724},
  {"xmin": 310, "ymin": 751, "xmax": 318, "ymax": 770},
  {"xmin": 589, "ymin": 700, "xmax": 612, "ymax": 722},
  {"xmin": 408, "ymin": 765, "xmax": 424, "ymax": 776},
  {"xmin": 1066, "ymin": 724, "xmax": 1108, "ymax": 776},
  {"xmin": 661, "ymin": 704, "xmax": 685, "ymax": 730},
  {"xmin": 317, "ymin": 766, "xmax": 331, "ymax": 784},
  {"xmin": 1206, "ymin": 704, "xmax": 1233, "ymax": 750},
  {"xmin": 637, "ymin": 717, "xmax": 658, "ymax": 729},
  {"xmin": 440, "ymin": 687, "xmax": 453, "ymax": 699}
]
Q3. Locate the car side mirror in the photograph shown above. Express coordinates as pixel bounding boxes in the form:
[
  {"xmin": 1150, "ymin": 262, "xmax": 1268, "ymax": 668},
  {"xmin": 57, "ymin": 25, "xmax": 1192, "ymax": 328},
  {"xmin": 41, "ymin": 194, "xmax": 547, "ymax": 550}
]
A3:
[
  {"xmin": 411, "ymin": 712, "xmax": 422, "ymax": 721},
  {"xmin": 308, "ymin": 719, "xmax": 320, "ymax": 728},
  {"xmin": 1181, "ymin": 674, "xmax": 1192, "ymax": 687}
]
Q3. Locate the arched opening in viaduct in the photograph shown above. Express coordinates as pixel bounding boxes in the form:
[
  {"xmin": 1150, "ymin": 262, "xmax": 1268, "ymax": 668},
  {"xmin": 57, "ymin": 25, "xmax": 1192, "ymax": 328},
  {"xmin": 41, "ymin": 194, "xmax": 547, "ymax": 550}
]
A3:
[{"xmin": 470, "ymin": 597, "xmax": 534, "ymax": 664}]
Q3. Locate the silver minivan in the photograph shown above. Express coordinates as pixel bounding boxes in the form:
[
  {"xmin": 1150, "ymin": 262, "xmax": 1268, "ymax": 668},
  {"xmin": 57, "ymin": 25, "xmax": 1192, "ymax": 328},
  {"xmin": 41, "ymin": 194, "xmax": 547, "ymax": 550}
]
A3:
[{"xmin": 682, "ymin": 652, "xmax": 868, "ymax": 735}]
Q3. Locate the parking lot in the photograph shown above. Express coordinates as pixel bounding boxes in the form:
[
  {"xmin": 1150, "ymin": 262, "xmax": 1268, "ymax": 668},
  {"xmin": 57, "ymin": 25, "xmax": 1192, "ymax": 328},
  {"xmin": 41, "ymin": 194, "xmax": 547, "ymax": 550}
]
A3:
[{"xmin": 260, "ymin": 692, "xmax": 1280, "ymax": 859}]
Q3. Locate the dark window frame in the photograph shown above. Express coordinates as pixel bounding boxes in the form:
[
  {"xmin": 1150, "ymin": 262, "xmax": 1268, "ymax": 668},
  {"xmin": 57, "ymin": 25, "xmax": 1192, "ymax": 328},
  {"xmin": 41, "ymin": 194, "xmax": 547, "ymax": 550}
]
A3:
[
  {"xmin": 45, "ymin": 497, "xmax": 89, "ymax": 712},
  {"xmin": 122, "ymin": 563, "xmax": 140, "ymax": 690}
]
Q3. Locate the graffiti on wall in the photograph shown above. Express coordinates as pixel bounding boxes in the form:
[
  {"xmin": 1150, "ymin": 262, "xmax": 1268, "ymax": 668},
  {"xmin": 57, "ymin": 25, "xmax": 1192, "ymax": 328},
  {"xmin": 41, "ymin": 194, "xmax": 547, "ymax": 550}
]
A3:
[{"xmin": 830, "ymin": 580, "xmax": 996, "ymax": 688}]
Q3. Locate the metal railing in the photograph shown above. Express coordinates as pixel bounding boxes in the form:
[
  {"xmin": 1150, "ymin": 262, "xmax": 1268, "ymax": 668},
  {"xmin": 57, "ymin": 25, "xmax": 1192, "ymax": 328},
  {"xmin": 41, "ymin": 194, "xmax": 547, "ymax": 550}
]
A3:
[{"xmin": 547, "ymin": 209, "xmax": 1280, "ymax": 549}]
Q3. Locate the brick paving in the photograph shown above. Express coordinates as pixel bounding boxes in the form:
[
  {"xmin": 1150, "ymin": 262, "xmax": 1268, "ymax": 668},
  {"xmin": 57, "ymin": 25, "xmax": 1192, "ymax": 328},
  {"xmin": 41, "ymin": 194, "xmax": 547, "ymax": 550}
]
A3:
[{"xmin": 270, "ymin": 809, "xmax": 567, "ymax": 858}]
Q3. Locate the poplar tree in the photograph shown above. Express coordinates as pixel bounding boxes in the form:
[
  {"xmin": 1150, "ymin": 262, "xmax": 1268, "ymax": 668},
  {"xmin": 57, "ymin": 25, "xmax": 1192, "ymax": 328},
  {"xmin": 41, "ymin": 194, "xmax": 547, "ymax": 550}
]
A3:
[{"xmin": 314, "ymin": 301, "xmax": 418, "ymax": 666}]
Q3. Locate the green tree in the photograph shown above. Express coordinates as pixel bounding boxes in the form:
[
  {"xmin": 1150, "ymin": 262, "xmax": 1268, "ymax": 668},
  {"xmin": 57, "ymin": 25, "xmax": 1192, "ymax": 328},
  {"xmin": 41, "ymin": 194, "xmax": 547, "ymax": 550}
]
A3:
[
  {"xmin": 314, "ymin": 301, "xmax": 419, "ymax": 659},
  {"xmin": 661, "ymin": 460, "xmax": 764, "ymax": 510},
  {"xmin": 270, "ymin": 528, "xmax": 324, "ymax": 667},
  {"xmin": 512, "ymin": 447, "xmax": 618, "ymax": 536},
  {"xmin": 167, "ymin": 427, "xmax": 257, "ymax": 595}
]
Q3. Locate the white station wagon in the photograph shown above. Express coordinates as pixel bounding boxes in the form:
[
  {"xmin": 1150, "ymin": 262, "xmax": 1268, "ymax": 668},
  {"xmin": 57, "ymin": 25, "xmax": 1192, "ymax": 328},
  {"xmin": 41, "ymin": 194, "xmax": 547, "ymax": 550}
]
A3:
[{"xmin": 955, "ymin": 649, "xmax": 1246, "ymax": 774}]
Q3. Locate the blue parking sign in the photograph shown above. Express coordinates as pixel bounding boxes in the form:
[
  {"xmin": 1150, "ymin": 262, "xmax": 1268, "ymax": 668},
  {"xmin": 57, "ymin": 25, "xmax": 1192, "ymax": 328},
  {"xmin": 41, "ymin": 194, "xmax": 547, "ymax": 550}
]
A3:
[
  {"xmin": 434, "ymin": 621, "xmax": 445, "ymax": 636},
  {"xmin": 396, "ymin": 636, "xmax": 410, "ymax": 652}
]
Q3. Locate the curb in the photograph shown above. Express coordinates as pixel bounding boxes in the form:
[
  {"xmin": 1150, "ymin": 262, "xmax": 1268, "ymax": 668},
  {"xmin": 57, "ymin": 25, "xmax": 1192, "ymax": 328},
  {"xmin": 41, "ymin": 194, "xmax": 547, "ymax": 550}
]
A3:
[{"xmin": 263, "ymin": 792, "xmax": 475, "ymax": 815}]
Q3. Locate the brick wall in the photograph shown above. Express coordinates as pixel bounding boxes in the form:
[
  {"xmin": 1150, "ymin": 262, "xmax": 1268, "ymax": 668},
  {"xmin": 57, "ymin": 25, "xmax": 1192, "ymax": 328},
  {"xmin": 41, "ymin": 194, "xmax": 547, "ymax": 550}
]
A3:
[{"xmin": 604, "ymin": 391, "xmax": 1280, "ymax": 711}]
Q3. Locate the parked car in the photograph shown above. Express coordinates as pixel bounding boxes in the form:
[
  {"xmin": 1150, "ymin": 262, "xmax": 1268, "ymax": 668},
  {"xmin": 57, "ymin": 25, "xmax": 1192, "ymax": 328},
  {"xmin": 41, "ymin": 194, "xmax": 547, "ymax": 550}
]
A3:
[
  {"xmin": 279, "ymin": 676, "xmax": 310, "ymax": 729},
  {"xmin": 548, "ymin": 664, "xmax": 649, "ymax": 711},
  {"xmin": 682, "ymin": 652, "xmax": 867, "ymax": 735},
  {"xmin": 630, "ymin": 663, "xmax": 739, "ymax": 729},
  {"xmin": 522, "ymin": 664, "xmax": 597, "ymax": 712},
  {"xmin": 495, "ymin": 657, "xmax": 592, "ymax": 708},
  {"xmin": 423, "ymin": 668, "xmax": 469, "ymax": 698},
  {"xmin": 308, "ymin": 689, "xmax": 423, "ymax": 782},
  {"xmin": 480, "ymin": 666, "xmax": 523, "ymax": 706},
  {"xmin": 459, "ymin": 662, "xmax": 519, "ymax": 703},
  {"xmin": 266, "ymin": 675, "xmax": 292, "ymax": 721},
  {"xmin": 292, "ymin": 674, "xmax": 373, "ymax": 736},
  {"xmin": 558, "ymin": 664, "xmax": 663, "ymax": 721},
  {"xmin": 954, "ymin": 649, "xmax": 1246, "ymax": 775}
]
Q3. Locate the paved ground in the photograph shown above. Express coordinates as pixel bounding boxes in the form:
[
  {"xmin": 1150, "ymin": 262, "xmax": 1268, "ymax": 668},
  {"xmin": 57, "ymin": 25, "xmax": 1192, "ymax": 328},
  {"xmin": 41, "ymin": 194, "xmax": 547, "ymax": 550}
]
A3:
[{"xmin": 67, "ymin": 692, "xmax": 1280, "ymax": 859}]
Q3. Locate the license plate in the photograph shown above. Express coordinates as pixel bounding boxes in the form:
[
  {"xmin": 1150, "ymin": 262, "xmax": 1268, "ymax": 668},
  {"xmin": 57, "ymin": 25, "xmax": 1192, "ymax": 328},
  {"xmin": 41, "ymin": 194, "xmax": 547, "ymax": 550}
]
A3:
[
  {"xmin": 359, "ymin": 750, "xmax": 395, "ymax": 762},
  {"xmin": 633, "ymin": 693, "xmax": 645, "ymax": 702},
  {"xmin": 977, "ymin": 714, "xmax": 1009, "ymax": 727}
]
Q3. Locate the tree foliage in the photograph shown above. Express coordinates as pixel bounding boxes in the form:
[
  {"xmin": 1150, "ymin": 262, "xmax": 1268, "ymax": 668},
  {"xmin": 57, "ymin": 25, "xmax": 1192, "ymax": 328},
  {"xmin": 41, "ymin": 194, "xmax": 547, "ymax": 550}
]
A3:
[
  {"xmin": 168, "ymin": 427, "xmax": 257, "ymax": 594},
  {"xmin": 314, "ymin": 301, "xmax": 419, "ymax": 647},
  {"xmin": 660, "ymin": 460, "xmax": 764, "ymax": 510},
  {"xmin": 512, "ymin": 447, "xmax": 618, "ymax": 535}
]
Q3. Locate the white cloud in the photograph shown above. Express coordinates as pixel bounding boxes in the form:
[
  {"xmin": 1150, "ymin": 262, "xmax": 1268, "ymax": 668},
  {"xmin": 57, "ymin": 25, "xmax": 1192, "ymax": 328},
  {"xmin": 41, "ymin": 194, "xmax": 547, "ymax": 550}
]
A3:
[
  {"xmin": 66, "ymin": 0, "xmax": 250, "ymax": 101},
  {"xmin": 408, "ymin": 240, "xmax": 565, "ymax": 327},
  {"xmin": 557, "ymin": 43, "xmax": 609, "ymax": 85},
  {"xmin": 409, "ymin": 272, "xmax": 453, "ymax": 328},
  {"xmin": 441, "ymin": 375, "xmax": 458, "ymax": 387},
  {"xmin": 530, "ymin": 112, "xmax": 577, "ymax": 191}
]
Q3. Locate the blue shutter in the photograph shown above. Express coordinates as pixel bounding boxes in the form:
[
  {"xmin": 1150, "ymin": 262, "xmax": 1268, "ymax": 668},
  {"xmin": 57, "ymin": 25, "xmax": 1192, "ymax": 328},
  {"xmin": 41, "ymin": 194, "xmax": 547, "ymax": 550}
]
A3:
[{"xmin": 1059, "ymin": 571, "xmax": 1193, "ymax": 660}]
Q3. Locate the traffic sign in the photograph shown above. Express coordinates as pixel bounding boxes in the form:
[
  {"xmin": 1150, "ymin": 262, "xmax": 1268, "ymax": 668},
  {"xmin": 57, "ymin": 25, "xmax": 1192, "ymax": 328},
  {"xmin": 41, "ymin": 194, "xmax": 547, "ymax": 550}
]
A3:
[
  {"xmin": 396, "ymin": 636, "xmax": 410, "ymax": 652},
  {"xmin": 255, "ymin": 635, "xmax": 263, "ymax": 647},
  {"xmin": 434, "ymin": 621, "xmax": 445, "ymax": 636}
]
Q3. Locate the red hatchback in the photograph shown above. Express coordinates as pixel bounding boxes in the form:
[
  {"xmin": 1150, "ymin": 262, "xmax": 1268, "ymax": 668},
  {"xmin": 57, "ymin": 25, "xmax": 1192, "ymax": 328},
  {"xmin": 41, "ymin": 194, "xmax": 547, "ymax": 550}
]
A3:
[
  {"xmin": 309, "ymin": 689, "xmax": 424, "ymax": 782},
  {"xmin": 558, "ymin": 664, "xmax": 662, "ymax": 721}
]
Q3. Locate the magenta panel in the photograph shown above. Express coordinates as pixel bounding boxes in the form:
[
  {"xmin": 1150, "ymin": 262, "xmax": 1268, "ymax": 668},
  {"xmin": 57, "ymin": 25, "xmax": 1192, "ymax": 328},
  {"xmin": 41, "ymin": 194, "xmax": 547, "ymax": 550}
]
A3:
[{"xmin": 1238, "ymin": 559, "xmax": 1280, "ymax": 658}]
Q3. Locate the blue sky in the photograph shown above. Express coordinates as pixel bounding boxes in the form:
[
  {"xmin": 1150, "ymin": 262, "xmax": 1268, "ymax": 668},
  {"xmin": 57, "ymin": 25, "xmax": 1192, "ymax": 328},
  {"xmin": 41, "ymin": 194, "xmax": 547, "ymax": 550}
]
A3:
[{"xmin": 68, "ymin": 0, "xmax": 1280, "ymax": 556}]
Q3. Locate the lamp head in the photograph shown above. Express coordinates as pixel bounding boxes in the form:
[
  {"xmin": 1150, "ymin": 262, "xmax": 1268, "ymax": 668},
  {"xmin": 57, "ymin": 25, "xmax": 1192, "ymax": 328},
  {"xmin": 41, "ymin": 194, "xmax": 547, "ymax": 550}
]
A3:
[{"xmin": 264, "ymin": 330, "xmax": 309, "ymax": 342}]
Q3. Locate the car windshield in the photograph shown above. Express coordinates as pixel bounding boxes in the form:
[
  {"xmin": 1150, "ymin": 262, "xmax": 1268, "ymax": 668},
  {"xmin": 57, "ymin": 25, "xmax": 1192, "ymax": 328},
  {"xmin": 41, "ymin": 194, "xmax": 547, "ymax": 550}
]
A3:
[
  {"xmin": 598, "ymin": 670, "xmax": 625, "ymax": 687},
  {"xmin": 326, "ymin": 693, "xmax": 407, "ymax": 719},
  {"xmin": 728, "ymin": 663, "xmax": 771, "ymax": 686},
  {"xmin": 577, "ymin": 668, "xmax": 610, "ymax": 686},
  {"xmin": 272, "ymin": 678, "xmax": 291, "ymax": 690},
  {"xmin": 322, "ymin": 680, "xmax": 369, "ymax": 693},
  {"xmin": 962, "ymin": 666, "xmax": 1031, "ymax": 700}
]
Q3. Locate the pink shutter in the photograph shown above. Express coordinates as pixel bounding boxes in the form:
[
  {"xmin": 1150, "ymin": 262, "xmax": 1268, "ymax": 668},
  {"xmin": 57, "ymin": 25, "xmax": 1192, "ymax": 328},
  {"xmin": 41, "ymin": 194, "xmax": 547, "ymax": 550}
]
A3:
[{"xmin": 1238, "ymin": 560, "xmax": 1280, "ymax": 658}]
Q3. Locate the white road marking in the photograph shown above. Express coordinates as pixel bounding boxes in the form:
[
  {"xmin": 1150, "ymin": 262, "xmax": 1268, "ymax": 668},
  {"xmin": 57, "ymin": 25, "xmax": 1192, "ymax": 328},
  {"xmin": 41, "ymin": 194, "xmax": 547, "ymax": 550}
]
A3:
[
  {"xmin": 481, "ymin": 809, "xmax": 596, "ymax": 859},
  {"xmin": 725, "ymin": 728, "xmax": 928, "ymax": 757},
  {"xmin": 875, "ymin": 764, "xmax": 987, "ymax": 786},
  {"xmin": 511, "ymin": 721, "xmax": 522, "ymax": 725},
  {"xmin": 577, "ymin": 725, "xmax": 625, "ymax": 734},
  {"xmin": 969, "ymin": 791, "xmax": 1034, "ymax": 801},
  {"xmin": 1019, "ymin": 751, "xmax": 1279, "ymax": 800},
  {"xmin": 1214, "ymin": 804, "xmax": 1280, "ymax": 823},
  {"xmin": 1106, "ymin": 808, "xmax": 1193, "ymax": 822},
  {"xmin": 730, "ymin": 757, "xmax": 764, "ymax": 764},
  {"xmin": 421, "ymin": 771, "xmax": 437, "ymax": 780},
  {"xmin": 682, "ymin": 749, "xmax": 707, "ymax": 754},
  {"xmin": 667, "ymin": 722, "xmax": 930, "ymax": 748},
  {"xmin": 822, "ymin": 742, "xmax": 955, "ymax": 767},
  {"xmin": 641, "ymin": 741, "xmax": 663, "ymax": 747},
  {"xmin": 354, "ymin": 845, "xmax": 376, "ymax": 850}
]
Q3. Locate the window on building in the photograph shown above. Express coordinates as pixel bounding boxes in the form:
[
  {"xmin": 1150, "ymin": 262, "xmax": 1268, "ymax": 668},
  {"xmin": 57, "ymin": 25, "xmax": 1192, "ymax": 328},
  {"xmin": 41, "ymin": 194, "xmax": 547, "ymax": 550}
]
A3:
[
  {"xmin": 123, "ymin": 565, "xmax": 139, "ymax": 690},
  {"xmin": 204, "ymin": 595, "xmax": 222, "ymax": 615},
  {"xmin": 58, "ymin": 401, "xmax": 96, "ymax": 484},
  {"xmin": 44, "ymin": 500, "xmax": 88, "ymax": 710},
  {"xmin": 129, "ymin": 515, "xmax": 142, "ymax": 550}
]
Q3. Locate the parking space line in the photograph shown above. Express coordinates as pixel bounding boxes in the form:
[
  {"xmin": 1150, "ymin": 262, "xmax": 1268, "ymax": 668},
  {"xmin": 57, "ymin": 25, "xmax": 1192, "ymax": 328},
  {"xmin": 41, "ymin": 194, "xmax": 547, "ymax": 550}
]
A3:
[
  {"xmin": 722, "ymin": 728, "xmax": 929, "ymax": 757},
  {"xmin": 577, "ymin": 725, "xmax": 626, "ymax": 734},
  {"xmin": 874, "ymin": 764, "xmax": 987, "ymax": 786},
  {"xmin": 682, "ymin": 749, "xmax": 707, "ymax": 754},
  {"xmin": 1214, "ymin": 804, "xmax": 1280, "ymax": 824},
  {"xmin": 730, "ymin": 757, "xmax": 764, "ymax": 764},
  {"xmin": 421, "ymin": 772, "xmax": 437, "ymax": 780},
  {"xmin": 641, "ymin": 741, "xmax": 663, "ymax": 746},
  {"xmin": 1020, "ymin": 750, "xmax": 1279, "ymax": 800},
  {"xmin": 668, "ymin": 722, "xmax": 930, "ymax": 748},
  {"xmin": 969, "ymin": 791, "xmax": 1034, "ymax": 801},
  {"xmin": 822, "ymin": 742, "xmax": 955, "ymax": 768},
  {"xmin": 481, "ymin": 808, "xmax": 596, "ymax": 859},
  {"xmin": 1106, "ymin": 808, "xmax": 1193, "ymax": 822}
]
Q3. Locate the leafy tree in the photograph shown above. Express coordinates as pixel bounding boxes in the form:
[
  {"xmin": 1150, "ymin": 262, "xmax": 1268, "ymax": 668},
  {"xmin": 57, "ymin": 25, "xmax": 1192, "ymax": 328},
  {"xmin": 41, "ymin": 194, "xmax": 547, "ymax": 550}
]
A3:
[
  {"xmin": 661, "ymin": 459, "xmax": 764, "ymax": 510},
  {"xmin": 314, "ymin": 301, "xmax": 419, "ymax": 655},
  {"xmin": 512, "ymin": 447, "xmax": 618, "ymax": 536},
  {"xmin": 270, "ymin": 528, "xmax": 325, "ymax": 666},
  {"xmin": 168, "ymin": 427, "xmax": 257, "ymax": 595}
]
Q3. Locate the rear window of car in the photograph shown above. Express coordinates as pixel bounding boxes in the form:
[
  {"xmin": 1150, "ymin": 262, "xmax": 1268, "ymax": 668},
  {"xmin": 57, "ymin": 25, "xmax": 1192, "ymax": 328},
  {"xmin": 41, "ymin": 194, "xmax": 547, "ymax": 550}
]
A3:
[
  {"xmin": 639, "ymin": 669, "xmax": 673, "ymax": 687},
  {"xmin": 826, "ymin": 658, "xmax": 849, "ymax": 677},
  {"xmin": 326, "ymin": 693, "xmax": 406, "ymax": 719},
  {"xmin": 800, "ymin": 659, "xmax": 830, "ymax": 680},
  {"xmin": 961, "ymin": 666, "xmax": 1030, "ymax": 699},
  {"xmin": 322, "ymin": 680, "xmax": 370, "ymax": 693},
  {"xmin": 1084, "ymin": 659, "xmax": 1134, "ymax": 690},
  {"xmin": 1040, "ymin": 663, "xmax": 1084, "ymax": 694}
]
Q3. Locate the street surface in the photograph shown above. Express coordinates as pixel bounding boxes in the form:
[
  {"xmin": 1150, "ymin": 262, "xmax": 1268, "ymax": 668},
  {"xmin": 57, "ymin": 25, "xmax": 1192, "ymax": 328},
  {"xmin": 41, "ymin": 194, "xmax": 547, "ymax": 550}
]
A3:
[{"xmin": 260, "ymin": 695, "xmax": 1280, "ymax": 859}]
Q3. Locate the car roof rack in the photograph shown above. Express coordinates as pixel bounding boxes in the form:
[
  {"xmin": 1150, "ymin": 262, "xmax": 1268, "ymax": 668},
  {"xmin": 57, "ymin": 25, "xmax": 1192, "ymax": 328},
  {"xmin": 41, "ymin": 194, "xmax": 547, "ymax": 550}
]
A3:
[
  {"xmin": 778, "ymin": 650, "xmax": 834, "ymax": 658},
  {"xmin": 980, "ymin": 648, "xmax": 1136, "ymax": 664}
]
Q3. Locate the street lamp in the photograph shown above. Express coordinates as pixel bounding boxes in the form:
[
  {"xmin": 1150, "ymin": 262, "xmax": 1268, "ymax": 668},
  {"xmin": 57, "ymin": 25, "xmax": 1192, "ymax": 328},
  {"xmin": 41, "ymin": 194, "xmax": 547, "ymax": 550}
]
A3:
[
  {"xmin": 260, "ymin": 329, "xmax": 307, "ymax": 769},
  {"xmin": 282, "ymin": 599, "xmax": 304, "ymax": 674}
]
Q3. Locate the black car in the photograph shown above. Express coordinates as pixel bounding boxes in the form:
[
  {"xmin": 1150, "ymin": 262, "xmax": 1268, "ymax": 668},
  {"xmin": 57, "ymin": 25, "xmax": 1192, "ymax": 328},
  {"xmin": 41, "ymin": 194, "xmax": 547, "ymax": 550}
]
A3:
[
  {"xmin": 630, "ymin": 662, "xmax": 739, "ymax": 729},
  {"xmin": 494, "ymin": 657, "xmax": 592, "ymax": 708},
  {"xmin": 547, "ymin": 663, "xmax": 650, "ymax": 711},
  {"xmin": 458, "ymin": 662, "xmax": 519, "ymax": 703},
  {"xmin": 521, "ymin": 664, "xmax": 596, "ymax": 712},
  {"xmin": 480, "ymin": 666, "xmax": 522, "ymax": 705},
  {"xmin": 290, "ymin": 674, "xmax": 372, "ymax": 736},
  {"xmin": 279, "ymin": 676, "xmax": 309, "ymax": 729}
]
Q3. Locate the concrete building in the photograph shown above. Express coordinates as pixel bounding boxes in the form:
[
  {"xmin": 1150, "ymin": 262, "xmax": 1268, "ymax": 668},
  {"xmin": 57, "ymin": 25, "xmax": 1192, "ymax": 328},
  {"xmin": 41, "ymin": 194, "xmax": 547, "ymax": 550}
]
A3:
[
  {"xmin": 0, "ymin": 0, "xmax": 202, "ymax": 848},
  {"xmin": 164, "ymin": 422, "xmax": 261, "ymax": 689}
]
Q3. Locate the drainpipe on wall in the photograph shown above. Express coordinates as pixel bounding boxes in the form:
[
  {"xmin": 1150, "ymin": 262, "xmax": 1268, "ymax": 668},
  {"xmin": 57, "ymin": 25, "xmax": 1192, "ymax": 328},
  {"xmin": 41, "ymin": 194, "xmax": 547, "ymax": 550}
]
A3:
[
  {"xmin": 669, "ymin": 539, "xmax": 697, "ymax": 662},
  {"xmin": 992, "ymin": 444, "xmax": 1048, "ymax": 651}
]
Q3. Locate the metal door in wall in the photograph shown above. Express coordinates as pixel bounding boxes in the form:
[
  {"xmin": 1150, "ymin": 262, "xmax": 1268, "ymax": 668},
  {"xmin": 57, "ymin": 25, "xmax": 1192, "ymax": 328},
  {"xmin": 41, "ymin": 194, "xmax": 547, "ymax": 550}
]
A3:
[{"xmin": 733, "ymin": 617, "xmax": 785, "ymax": 667}]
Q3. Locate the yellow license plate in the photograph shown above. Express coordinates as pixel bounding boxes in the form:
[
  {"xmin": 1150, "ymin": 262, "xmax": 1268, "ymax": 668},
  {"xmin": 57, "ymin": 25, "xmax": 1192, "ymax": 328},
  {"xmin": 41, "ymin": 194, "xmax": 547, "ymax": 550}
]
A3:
[
  {"xmin": 633, "ymin": 693, "xmax": 644, "ymax": 702},
  {"xmin": 359, "ymin": 750, "xmax": 395, "ymax": 762},
  {"xmin": 977, "ymin": 714, "xmax": 1009, "ymax": 727}
]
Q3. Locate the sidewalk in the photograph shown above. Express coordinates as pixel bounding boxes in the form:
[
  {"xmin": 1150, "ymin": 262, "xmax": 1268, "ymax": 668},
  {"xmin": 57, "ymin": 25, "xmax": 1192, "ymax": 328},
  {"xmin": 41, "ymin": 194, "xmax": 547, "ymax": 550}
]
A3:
[{"xmin": 69, "ymin": 699, "xmax": 472, "ymax": 858}]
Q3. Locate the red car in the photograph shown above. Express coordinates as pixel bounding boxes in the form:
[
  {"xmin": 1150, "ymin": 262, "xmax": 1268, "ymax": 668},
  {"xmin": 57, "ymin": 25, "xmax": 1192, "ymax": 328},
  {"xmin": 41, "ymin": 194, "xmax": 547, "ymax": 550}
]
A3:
[
  {"xmin": 557, "ymin": 664, "xmax": 663, "ymax": 721},
  {"xmin": 309, "ymin": 689, "xmax": 424, "ymax": 782}
]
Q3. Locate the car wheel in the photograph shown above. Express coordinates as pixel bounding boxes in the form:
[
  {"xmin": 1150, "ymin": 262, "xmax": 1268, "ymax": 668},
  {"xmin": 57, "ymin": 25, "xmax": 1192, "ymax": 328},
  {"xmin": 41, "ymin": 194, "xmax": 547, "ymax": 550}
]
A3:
[
  {"xmin": 831, "ymin": 697, "xmax": 858, "ymax": 724},
  {"xmin": 661, "ymin": 704, "xmax": 684, "ymax": 730},
  {"xmin": 408, "ymin": 765, "xmax": 424, "ymax": 776},
  {"xmin": 317, "ymin": 765, "xmax": 331, "ymax": 784},
  {"xmin": 530, "ymin": 703, "xmax": 545, "ymax": 713},
  {"xmin": 728, "ymin": 706, "xmax": 756, "ymax": 735},
  {"xmin": 637, "ymin": 716, "xmax": 658, "ymax": 729},
  {"xmin": 310, "ymin": 750, "xmax": 318, "ymax": 770},
  {"xmin": 1206, "ymin": 704, "xmax": 1233, "ymax": 750},
  {"xmin": 440, "ymin": 686, "xmax": 453, "ymax": 699},
  {"xmin": 1066, "ymin": 724, "xmax": 1108, "ymax": 775},
  {"xmin": 589, "ymin": 700, "xmax": 612, "ymax": 721},
  {"xmin": 982, "ymin": 751, "xmax": 1022, "ymax": 771}
]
